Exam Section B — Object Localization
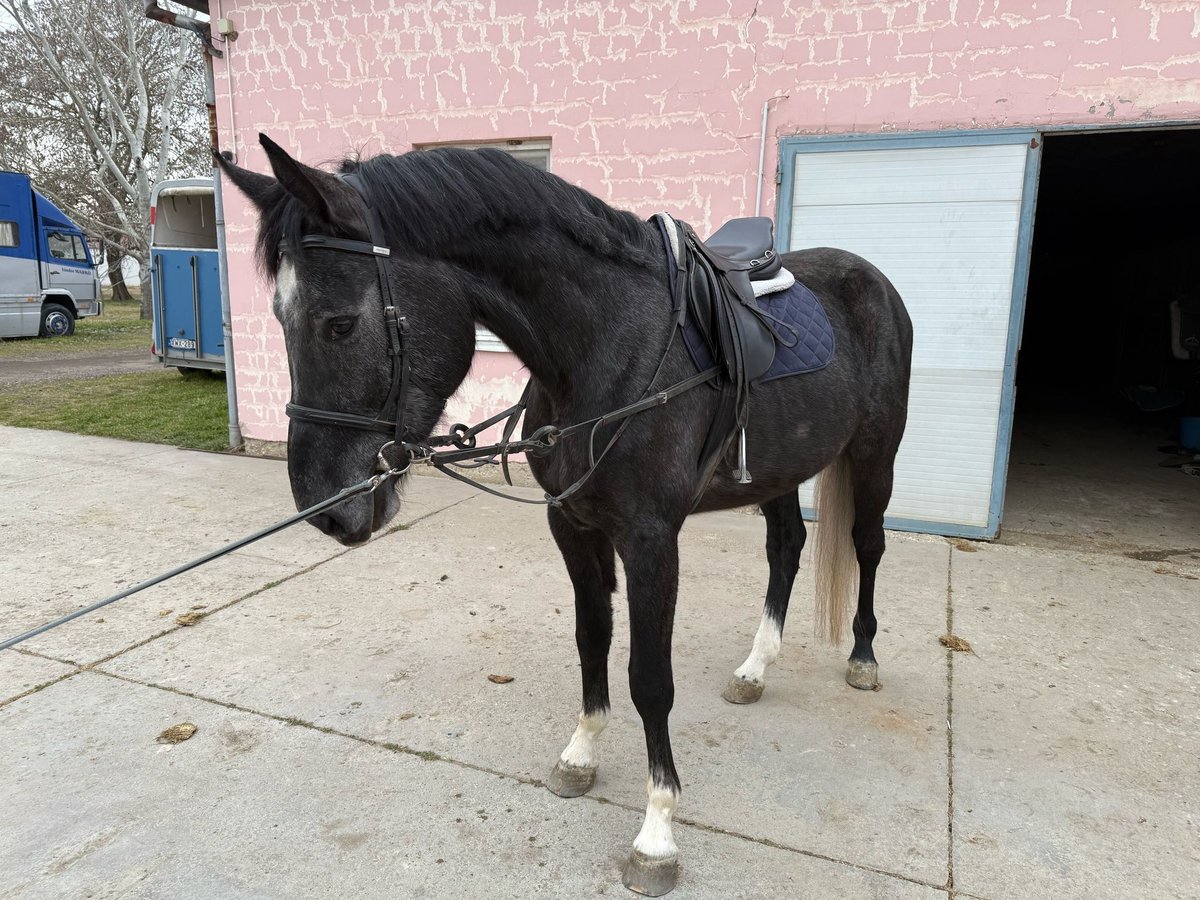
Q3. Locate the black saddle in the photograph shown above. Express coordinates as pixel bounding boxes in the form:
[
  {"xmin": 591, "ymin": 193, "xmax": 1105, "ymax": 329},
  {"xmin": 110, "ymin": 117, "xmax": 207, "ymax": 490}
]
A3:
[
  {"xmin": 656, "ymin": 214, "xmax": 787, "ymax": 498},
  {"xmin": 703, "ymin": 217, "xmax": 782, "ymax": 282}
]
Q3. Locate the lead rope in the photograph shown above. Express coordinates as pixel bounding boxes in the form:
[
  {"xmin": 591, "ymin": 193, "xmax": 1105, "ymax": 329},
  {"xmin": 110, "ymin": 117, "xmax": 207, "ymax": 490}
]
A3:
[
  {"xmin": 0, "ymin": 453, "xmax": 407, "ymax": 653},
  {"xmin": 2, "ymin": 217, "xmax": 722, "ymax": 649},
  {"xmin": 0, "ymin": 353, "xmax": 718, "ymax": 650}
]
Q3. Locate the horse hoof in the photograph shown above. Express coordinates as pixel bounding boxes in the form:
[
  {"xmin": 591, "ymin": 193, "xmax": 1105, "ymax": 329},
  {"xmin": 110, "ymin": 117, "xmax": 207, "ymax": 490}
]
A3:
[
  {"xmin": 846, "ymin": 659, "xmax": 879, "ymax": 691},
  {"xmin": 622, "ymin": 850, "xmax": 679, "ymax": 896},
  {"xmin": 547, "ymin": 760, "xmax": 597, "ymax": 798},
  {"xmin": 721, "ymin": 676, "xmax": 764, "ymax": 704}
]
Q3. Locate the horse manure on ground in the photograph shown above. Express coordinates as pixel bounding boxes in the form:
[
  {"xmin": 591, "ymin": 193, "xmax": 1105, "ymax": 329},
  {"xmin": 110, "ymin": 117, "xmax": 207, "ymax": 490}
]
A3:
[
  {"xmin": 939, "ymin": 634, "xmax": 973, "ymax": 652},
  {"xmin": 488, "ymin": 674, "xmax": 515, "ymax": 684},
  {"xmin": 157, "ymin": 722, "xmax": 198, "ymax": 744},
  {"xmin": 175, "ymin": 612, "xmax": 204, "ymax": 626}
]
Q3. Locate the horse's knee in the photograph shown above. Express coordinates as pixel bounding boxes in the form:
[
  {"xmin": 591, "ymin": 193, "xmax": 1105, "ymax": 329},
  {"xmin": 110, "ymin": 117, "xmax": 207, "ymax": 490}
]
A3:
[{"xmin": 628, "ymin": 675, "xmax": 674, "ymax": 722}]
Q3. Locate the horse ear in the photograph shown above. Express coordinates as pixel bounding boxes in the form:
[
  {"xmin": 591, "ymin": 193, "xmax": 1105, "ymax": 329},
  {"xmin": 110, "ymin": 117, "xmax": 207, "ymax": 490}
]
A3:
[
  {"xmin": 213, "ymin": 151, "xmax": 279, "ymax": 210},
  {"xmin": 258, "ymin": 133, "xmax": 339, "ymax": 225}
]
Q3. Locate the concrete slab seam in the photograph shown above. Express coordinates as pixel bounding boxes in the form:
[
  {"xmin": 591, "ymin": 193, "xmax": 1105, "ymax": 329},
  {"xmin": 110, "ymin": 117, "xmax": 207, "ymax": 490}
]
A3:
[
  {"xmin": 944, "ymin": 541, "xmax": 956, "ymax": 896},
  {"xmin": 0, "ymin": 445, "xmax": 179, "ymax": 491},
  {"xmin": 0, "ymin": 665, "xmax": 84, "ymax": 710},
  {"xmin": 9, "ymin": 645, "xmax": 77, "ymax": 668},
  {"xmin": 85, "ymin": 667, "xmax": 950, "ymax": 895},
  {"xmin": 32, "ymin": 489, "xmax": 484, "ymax": 671}
]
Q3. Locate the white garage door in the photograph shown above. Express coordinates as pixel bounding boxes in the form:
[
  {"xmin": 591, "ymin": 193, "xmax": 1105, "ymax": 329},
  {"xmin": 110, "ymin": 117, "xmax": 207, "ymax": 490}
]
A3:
[{"xmin": 784, "ymin": 135, "xmax": 1037, "ymax": 535}]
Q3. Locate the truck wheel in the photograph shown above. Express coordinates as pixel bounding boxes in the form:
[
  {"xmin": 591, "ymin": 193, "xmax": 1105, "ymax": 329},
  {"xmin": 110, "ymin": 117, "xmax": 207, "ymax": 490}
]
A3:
[{"xmin": 39, "ymin": 303, "xmax": 76, "ymax": 337}]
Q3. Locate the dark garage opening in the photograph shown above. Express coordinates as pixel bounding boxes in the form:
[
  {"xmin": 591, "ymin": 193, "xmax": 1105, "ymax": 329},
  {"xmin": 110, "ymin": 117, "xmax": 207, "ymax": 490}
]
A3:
[{"xmin": 1004, "ymin": 128, "xmax": 1200, "ymax": 553}]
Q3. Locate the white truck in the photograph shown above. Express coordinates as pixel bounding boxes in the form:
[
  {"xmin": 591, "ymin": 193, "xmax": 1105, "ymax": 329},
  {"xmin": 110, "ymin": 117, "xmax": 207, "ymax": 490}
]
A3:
[{"xmin": 0, "ymin": 170, "xmax": 102, "ymax": 338}]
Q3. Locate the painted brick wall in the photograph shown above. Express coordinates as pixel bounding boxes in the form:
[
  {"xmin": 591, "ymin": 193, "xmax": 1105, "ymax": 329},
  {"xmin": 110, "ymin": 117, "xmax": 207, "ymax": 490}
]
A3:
[{"xmin": 213, "ymin": 0, "xmax": 1200, "ymax": 442}]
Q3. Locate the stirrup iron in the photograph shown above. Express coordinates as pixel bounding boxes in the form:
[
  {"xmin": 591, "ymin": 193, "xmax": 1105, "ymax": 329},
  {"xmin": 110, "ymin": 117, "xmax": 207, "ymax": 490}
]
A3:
[{"xmin": 733, "ymin": 428, "xmax": 752, "ymax": 484}]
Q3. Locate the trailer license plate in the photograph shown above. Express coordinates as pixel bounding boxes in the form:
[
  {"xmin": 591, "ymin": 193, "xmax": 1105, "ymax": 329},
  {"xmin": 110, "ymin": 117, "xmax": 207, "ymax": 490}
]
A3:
[{"xmin": 168, "ymin": 338, "xmax": 196, "ymax": 350}]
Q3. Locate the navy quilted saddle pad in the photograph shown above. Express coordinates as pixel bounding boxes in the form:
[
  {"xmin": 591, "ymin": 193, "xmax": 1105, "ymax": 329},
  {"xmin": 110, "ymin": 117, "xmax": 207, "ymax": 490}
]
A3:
[{"xmin": 681, "ymin": 279, "xmax": 836, "ymax": 384}]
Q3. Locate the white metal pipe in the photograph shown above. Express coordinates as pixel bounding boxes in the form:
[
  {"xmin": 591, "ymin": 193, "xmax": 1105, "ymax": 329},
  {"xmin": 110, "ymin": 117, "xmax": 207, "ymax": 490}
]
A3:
[
  {"xmin": 215, "ymin": 0, "xmax": 238, "ymax": 162},
  {"xmin": 755, "ymin": 95, "xmax": 789, "ymax": 217},
  {"xmin": 204, "ymin": 54, "xmax": 243, "ymax": 449}
]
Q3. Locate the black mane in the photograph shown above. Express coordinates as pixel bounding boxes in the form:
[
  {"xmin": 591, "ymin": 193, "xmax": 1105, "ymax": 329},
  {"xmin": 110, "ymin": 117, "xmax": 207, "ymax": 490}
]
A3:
[{"xmin": 254, "ymin": 147, "xmax": 656, "ymax": 277}]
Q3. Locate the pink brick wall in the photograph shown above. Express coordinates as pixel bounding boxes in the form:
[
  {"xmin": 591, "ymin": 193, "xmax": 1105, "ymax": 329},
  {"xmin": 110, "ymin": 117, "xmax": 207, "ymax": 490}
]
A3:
[{"xmin": 213, "ymin": 0, "xmax": 1200, "ymax": 443}]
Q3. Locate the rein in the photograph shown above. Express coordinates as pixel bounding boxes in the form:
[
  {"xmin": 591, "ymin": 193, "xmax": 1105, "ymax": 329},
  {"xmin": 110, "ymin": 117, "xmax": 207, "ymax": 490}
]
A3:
[
  {"xmin": 0, "ymin": 194, "xmax": 719, "ymax": 652},
  {"xmin": 286, "ymin": 175, "xmax": 719, "ymax": 506}
]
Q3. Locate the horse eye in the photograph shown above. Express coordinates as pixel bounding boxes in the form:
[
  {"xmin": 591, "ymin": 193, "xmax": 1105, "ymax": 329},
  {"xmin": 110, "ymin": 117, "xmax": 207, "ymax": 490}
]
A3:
[{"xmin": 328, "ymin": 317, "xmax": 356, "ymax": 340}]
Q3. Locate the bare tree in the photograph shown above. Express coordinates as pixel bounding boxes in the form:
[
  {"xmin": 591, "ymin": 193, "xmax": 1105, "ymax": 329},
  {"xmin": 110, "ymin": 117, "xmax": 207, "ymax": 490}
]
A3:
[{"xmin": 0, "ymin": 0, "xmax": 207, "ymax": 315}]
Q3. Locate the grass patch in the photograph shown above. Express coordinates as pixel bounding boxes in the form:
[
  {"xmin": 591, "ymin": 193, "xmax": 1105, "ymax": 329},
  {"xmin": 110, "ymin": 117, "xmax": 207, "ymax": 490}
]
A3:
[
  {"xmin": 0, "ymin": 297, "xmax": 151, "ymax": 360},
  {"xmin": 0, "ymin": 369, "xmax": 228, "ymax": 450}
]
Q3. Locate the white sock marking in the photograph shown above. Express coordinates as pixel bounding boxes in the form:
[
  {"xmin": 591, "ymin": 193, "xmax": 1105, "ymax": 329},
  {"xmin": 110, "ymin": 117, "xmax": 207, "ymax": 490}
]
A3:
[
  {"xmin": 559, "ymin": 710, "xmax": 608, "ymax": 769},
  {"xmin": 732, "ymin": 613, "xmax": 783, "ymax": 685},
  {"xmin": 632, "ymin": 781, "xmax": 679, "ymax": 860}
]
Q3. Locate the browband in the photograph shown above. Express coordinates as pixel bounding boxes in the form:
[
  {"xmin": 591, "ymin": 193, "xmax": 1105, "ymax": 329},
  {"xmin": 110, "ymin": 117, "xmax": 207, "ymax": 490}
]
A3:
[{"xmin": 281, "ymin": 171, "xmax": 413, "ymax": 469}]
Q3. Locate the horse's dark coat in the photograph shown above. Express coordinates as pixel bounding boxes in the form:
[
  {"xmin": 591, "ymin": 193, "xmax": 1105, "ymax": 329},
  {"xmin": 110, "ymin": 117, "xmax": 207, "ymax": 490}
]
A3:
[{"xmin": 220, "ymin": 137, "xmax": 913, "ymax": 889}]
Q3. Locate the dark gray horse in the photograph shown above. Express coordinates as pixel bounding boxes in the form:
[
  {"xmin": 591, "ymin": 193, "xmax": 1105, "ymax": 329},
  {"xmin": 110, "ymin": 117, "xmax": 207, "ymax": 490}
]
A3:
[{"xmin": 220, "ymin": 135, "xmax": 912, "ymax": 896}]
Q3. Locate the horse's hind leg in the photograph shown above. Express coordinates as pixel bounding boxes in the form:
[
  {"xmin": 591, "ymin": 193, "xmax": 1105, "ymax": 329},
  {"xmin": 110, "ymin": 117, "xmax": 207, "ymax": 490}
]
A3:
[
  {"xmin": 547, "ymin": 507, "xmax": 615, "ymax": 798},
  {"xmin": 722, "ymin": 491, "xmax": 806, "ymax": 704},
  {"xmin": 844, "ymin": 455, "xmax": 895, "ymax": 691}
]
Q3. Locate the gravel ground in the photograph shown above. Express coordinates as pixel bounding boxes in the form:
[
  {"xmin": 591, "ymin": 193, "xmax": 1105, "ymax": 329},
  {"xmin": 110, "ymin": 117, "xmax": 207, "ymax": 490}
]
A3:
[{"xmin": 0, "ymin": 349, "xmax": 158, "ymax": 388}]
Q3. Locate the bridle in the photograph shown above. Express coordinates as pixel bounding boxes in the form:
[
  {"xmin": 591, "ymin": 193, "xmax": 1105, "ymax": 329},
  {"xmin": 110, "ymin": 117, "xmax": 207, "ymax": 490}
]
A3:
[
  {"xmin": 278, "ymin": 176, "xmax": 722, "ymax": 505},
  {"xmin": 282, "ymin": 172, "xmax": 418, "ymax": 473},
  {"xmin": 0, "ymin": 192, "xmax": 740, "ymax": 654}
]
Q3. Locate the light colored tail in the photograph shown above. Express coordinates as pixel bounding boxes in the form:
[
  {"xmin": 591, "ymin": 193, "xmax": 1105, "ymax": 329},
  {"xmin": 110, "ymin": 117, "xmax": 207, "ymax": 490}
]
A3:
[{"xmin": 813, "ymin": 454, "xmax": 858, "ymax": 644}]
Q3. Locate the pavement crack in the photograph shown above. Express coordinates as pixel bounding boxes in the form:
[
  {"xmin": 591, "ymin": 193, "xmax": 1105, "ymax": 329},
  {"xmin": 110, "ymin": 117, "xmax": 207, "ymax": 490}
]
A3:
[
  {"xmin": 30, "ymin": 489, "xmax": 484, "ymax": 672},
  {"xmin": 88, "ymin": 667, "xmax": 948, "ymax": 895},
  {"xmin": 669, "ymin": 814, "xmax": 948, "ymax": 892},
  {"xmin": 0, "ymin": 666, "xmax": 84, "ymax": 710},
  {"xmin": 10, "ymin": 645, "xmax": 77, "ymax": 667}
]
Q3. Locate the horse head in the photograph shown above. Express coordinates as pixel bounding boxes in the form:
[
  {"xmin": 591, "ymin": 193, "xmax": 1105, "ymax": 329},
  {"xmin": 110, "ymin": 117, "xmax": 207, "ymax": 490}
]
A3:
[{"xmin": 219, "ymin": 134, "xmax": 475, "ymax": 545}]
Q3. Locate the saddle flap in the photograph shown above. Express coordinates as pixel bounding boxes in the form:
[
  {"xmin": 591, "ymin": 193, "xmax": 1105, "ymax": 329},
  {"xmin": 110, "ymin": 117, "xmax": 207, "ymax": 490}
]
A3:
[
  {"xmin": 722, "ymin": 269, "xmax": 777, "ymax": 383},
  {"xmin": 704, "ymin": 217, "xmax": 782, "ymax": 281},
  {"xmin": 684, "ymin": 240, "xmax": 776, "ymax": 385}
]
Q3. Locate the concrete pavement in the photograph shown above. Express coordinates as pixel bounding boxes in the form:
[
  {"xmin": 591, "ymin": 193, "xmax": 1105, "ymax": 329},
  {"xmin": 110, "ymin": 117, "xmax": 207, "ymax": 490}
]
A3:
[{"xmin": 1, "ymin": 426, "xmax": 1197, "ymax": 899}]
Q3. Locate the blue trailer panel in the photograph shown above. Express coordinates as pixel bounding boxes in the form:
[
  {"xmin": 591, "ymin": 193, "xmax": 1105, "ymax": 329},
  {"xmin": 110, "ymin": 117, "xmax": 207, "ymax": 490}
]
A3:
[
  {"xmin": 149, "ymin": 178, "xmax": 224, "ymax": 372},
  {"xmin": 152, "ymin": 248, "xmax": 223, "ymax": 364}
]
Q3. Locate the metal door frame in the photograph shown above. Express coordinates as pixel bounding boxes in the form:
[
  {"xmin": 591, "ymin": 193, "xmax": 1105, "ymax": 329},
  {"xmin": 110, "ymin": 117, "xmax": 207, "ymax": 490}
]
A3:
[{"xmin": 776, "ymin": 128, "xmax": 1042, "ymax": 538}]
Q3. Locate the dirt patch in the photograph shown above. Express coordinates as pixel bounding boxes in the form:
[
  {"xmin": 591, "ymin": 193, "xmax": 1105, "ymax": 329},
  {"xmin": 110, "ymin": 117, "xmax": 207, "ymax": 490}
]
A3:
[
  {"xmin": 1123, "ymin": 547, "xmax": 1200, "ymax": 563},
  {"xmin": 949, "ymin": 538, "xmax": 978, "ymax": 553},
  {"xmin": 0, "ymin": 349, "xmax": 156, "ymax": 388}
]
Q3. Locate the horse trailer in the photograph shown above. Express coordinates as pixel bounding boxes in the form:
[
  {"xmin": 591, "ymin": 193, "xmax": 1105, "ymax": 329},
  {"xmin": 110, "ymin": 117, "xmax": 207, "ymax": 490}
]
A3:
[{"xmin": 149, "ymin": 178, "xmax": 224, "ymax": 373}]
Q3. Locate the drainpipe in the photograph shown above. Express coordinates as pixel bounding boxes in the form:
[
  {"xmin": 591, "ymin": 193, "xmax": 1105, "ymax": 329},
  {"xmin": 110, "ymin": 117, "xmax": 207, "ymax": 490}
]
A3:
[
  {"xmin": 203, "ymin": 58, "xmax": 243, "ymax": 449},
  {"xmin": 145, "ymin": 3, "xmax": 242, "ymax": 449},
  {"xmin": 754, "ymin": 95, "xmax": 789, "ymax": 217}
]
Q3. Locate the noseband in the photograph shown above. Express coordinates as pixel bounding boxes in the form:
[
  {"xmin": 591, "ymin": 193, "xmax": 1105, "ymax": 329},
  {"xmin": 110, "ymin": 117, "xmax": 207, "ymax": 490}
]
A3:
[{"xmin": 282, "ymin": 173, "xmax": 417, "ymax": 470}]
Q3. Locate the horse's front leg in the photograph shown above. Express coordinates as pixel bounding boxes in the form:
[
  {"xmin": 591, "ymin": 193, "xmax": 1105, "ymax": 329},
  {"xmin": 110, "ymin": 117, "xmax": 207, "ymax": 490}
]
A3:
[
  {"xmin": 617, "ymin": 524, "xmax": 682, "ymax": 897},
  {"xmin": 547, "ymin": 506, "xmax": 615, "ymax": 798}
]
